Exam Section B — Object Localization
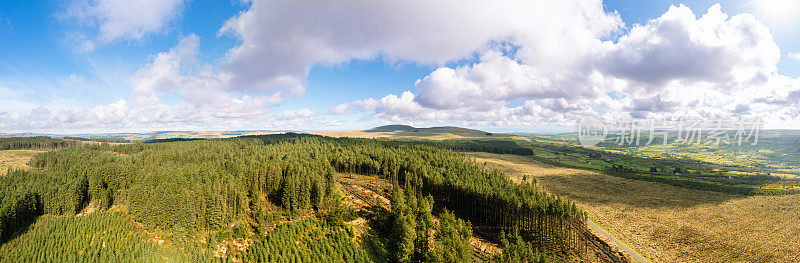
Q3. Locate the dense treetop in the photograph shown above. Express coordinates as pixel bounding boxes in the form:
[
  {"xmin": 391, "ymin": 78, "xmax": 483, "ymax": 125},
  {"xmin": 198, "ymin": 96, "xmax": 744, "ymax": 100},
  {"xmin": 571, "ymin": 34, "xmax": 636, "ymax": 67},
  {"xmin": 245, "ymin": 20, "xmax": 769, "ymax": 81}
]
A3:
[{"xmin": 0, "ymin": 134, "xmax": 581, "ymax": 261}]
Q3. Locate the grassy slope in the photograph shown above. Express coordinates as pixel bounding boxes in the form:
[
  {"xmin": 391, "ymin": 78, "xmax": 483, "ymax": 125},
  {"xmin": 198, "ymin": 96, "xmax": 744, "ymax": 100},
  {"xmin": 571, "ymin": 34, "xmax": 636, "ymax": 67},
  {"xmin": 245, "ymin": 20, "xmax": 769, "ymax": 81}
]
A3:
[{"xmin": 468, "ymin": 152, "xmax": 800, "ymax": 263}]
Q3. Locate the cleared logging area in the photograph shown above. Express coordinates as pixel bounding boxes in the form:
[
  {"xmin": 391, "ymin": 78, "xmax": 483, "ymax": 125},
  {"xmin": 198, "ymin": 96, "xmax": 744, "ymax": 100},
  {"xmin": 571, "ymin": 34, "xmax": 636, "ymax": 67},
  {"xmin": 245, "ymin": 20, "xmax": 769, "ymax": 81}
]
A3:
[
  {"xmin": 0, "ymin": 150, "xmax": 44, "ymax": 173},
  {"xmin": 340, "ymin": 173, "xmax": 626, "ymax": 263},
  {"xmin": 468, "ymin": 152, "xmax": 800, "ymax": 263},
  {"xmin": 339, "ymin": 174, "xmax": 507, "ymax": 261}
]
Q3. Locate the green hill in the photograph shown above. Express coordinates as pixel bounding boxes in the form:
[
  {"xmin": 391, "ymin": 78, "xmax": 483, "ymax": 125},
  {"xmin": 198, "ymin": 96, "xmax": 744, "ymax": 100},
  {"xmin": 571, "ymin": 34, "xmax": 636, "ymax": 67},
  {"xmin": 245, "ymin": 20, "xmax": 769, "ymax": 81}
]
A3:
[{"xmin": 364, "ymin": 124, "xmax": 416, "ymax": 132}]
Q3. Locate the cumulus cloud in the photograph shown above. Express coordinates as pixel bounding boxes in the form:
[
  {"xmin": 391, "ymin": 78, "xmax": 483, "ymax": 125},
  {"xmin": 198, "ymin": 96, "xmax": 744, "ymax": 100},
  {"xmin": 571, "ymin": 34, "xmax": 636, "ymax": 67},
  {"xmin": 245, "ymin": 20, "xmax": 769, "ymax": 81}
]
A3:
[
  {"xmin": 277, "ymin": 108, "xmax": 317, "ymax": 120},
  {"xmin": 600, "ymin": 4, "xmax": 778, "ymax": 91},
  {"xmin": 789, "ymin": 52, "xmax": 800, "ymax": 61},
  {"xmin": 64, "ymin": 0, "xmax": 186, "ymax": 49},
  {"xmin": 8, "ymin": 1, "xmax": 800, "ymax": 132},
  {"xmin": 328, "ymin": 98, "xmax": 379, "ymax": 115},
  {"xmin": 330, "ymin": 92, "xmax": 585, "ymax": 127},
  {"xmin": 413, "ymin": 51, "xmax": 605, "ymax": 111},
  {"xmin": 1, "ymin": 34, "xmax": 286, "ymax": 132},
  {"xmin": 333, "ymin": 4, "xmax": 800, "ymax": 129},
  {"xmin": 217, "ymin": 0, "xmax": 621, "ymax": 94},
  {"xmin": 124, "ymin": 34, "xmax": 280, "ymax": 123},
  {"xmin": 36, "ymin": 0, "xmax": 624, "ymax": 131},
  {"xmin": 130, "ymin": 34, "xmax": 202, "ymax": 104},
  {"xmin": 327, "ymin": 104, "xmax": 353, "ymax": 115}
]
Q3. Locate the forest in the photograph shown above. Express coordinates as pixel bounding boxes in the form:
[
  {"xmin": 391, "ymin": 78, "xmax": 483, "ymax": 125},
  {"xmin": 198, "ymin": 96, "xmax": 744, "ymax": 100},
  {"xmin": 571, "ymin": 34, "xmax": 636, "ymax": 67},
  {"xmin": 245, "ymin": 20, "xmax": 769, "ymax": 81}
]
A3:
[
  {"xmin": 0, "ymin": 136, "xmax": 77, "ymax": 150},
  {"xmin": 0, "ymin": 134, "xmax": 582, "ymax": 262}
]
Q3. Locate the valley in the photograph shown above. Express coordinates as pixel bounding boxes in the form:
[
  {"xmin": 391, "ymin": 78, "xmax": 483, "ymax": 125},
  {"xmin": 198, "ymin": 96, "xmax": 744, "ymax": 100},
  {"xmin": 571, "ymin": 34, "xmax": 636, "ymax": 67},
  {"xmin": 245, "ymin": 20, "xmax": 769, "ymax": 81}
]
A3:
[{"xmin": 0, "ymin": 126, "xmax": 798, "ymax": 262}]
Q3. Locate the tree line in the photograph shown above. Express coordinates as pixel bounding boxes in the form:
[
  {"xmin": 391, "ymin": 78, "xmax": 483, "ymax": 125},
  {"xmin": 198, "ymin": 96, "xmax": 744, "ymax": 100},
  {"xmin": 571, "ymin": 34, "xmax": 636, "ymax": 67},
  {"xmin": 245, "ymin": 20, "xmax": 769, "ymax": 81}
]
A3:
[
  {"xmin": 62, "ymin": 136, "xmax": 132, "ymax": 143},
  {"xmin": 0, "ymin": 137, "xmax": 76, "ymax": 150}
]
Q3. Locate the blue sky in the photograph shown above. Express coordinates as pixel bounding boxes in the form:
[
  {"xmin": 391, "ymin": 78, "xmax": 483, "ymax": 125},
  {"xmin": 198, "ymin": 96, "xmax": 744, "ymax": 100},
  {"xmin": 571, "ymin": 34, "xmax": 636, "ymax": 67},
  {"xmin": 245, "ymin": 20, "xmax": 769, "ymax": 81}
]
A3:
[{"xmin": 1, "ymin": 0, "xmax": 799, "ymax": 133}]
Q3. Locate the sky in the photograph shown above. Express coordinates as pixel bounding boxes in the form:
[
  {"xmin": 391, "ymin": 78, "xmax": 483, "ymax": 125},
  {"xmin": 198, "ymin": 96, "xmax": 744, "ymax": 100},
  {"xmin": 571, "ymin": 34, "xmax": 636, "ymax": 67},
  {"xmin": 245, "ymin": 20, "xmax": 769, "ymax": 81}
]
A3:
[{"xmin": 1, "ymin": 0, "xmax": 799, "ymax": 134}]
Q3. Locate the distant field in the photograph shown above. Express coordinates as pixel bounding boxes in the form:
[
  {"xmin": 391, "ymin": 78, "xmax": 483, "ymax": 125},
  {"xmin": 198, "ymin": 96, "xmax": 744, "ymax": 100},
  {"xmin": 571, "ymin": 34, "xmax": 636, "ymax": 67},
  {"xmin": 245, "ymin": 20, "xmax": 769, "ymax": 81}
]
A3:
[
  {"xmin": 109, "ymin": 131, "xmax": 281, "ymax": 140},
  {"xmin": 311, "ymin": 130, "xmax": 507, "ymax": 140},
  {"xmin": 515, "ymin": 138, "xmax": 800, "ymax": 195},
  {"xmin": 526, "ymin": 131, "xmax": 800, "ymax": 177},
  {"xmin": 0, "ymin": 150, "xmax": 44, "ymax": 172},
  {"xmin": 468, "ymin": 152, "xmax": 800, "ymax": 263},
  {"xmin": 309, "ymin": 130, "xmax": 398, "ymax": 139}
]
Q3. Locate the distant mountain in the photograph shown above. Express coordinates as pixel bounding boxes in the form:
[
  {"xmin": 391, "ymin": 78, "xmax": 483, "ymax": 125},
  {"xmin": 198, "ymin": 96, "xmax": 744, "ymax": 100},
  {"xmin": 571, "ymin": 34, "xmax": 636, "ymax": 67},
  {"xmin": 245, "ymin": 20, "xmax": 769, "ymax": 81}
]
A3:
[
  {"xmin": 1, "ymin": 130, "xmax": 285, "ymax": 140},
  {"xmin": 364, "ymin": 125, "xmax": 417, "ymax": 132},
  {"xmin": 365, "ymin": 125, "xmax": 492, "ymax": 136},
  {"xmin": 337, "ymin": 124, "xmax": 528, "ymax": 140},
  {"xmin": 4, "ymin": 125, "xmax": 529, "ymax": 141}
]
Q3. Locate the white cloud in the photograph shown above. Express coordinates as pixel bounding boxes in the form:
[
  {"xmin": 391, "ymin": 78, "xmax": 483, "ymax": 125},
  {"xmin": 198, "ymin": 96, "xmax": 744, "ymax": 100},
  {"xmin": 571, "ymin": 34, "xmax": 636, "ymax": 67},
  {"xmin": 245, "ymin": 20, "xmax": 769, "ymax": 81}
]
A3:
[
  {"xmin": 130, "ymin": 34, "xmax": 201, "ymax": 104},
  {"xmin": 328, "ymin": 98, "xmax": 379, "ymax": 115},
  {"xmin": 413, "ymin": 51, "xmax": 603, "ymax": 111},
  {"xmin": 334, "ymin": 4, "xmax": 800, "ymax": 129},
  {"xmin": 64, "ymin": 0, "xmax": 186, "ymax": 48},
  {"xmin": 8, "ymin": 1, "xmax": 800, "ymax": 132},
  {"xmin": 0, "ymin": 35, "xmax": 280, "ymax": 132},
  {"xmin": 277, "ymin": 108, "xmax": 317, "ymax": 120},
  {"xmin": 789, "ymin": 52, "xmax": 800, "ymax": 60},
  {"xmin": 327, "ymin": 104, "xmax": 353, "ymax": 115},
  {"xmin": 600, "ymin": 4, "xmax": 778, "ymax": 91},
  {"xmin": 37, "ymin": 0, "xmax": 624, "ymax": 131},
  {"xmin": 217, "ymin": 0, "xmax": 621, "ymax": 94}
]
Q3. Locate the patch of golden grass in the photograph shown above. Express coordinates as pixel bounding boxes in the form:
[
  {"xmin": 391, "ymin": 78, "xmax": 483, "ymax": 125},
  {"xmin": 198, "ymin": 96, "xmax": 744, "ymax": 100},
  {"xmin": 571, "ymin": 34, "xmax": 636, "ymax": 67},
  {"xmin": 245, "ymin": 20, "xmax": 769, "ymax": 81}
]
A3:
[
  {"xmin": 309, "ymin": 130, "xmax": 530, "ymax": 141},
  {"xmin": 310, "ymin": 130, "xmax": 474, "ymax": 140},
  {"xmin": 0, "ymin": 150, "xmax": 45, "ymax": 173},
  {"xmin": 466, "ymin": 152, "xmax": 800, "ymax": 263},
  {"xmin": 308, "ymin": 130, "xmax": 397, "ymax": 139}
]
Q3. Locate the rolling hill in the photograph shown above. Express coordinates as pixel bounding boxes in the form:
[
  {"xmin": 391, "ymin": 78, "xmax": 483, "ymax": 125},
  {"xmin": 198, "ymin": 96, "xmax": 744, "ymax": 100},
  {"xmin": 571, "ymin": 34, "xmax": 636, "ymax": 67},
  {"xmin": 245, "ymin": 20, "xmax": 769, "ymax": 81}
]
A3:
[{"xmin": 313, "ymin": 125, "xmax": 529, "ymax": 140}]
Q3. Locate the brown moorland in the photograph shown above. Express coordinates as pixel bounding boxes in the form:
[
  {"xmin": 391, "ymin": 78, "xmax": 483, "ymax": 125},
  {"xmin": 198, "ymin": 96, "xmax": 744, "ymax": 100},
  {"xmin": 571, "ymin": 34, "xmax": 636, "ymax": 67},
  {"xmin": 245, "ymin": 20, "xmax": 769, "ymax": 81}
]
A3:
[{"xmin": 467, "ymin": 152, "xmax": 800, "ymax": 263}]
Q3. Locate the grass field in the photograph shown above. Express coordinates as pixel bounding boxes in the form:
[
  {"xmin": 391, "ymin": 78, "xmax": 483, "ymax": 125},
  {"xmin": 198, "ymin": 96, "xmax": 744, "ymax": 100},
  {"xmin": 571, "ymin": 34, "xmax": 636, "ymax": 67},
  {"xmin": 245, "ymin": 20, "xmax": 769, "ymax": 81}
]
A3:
[
  {"xmin": 527, "ymin": 131, "xmax": 800, "ymax": 177},
  {"xmin": 467, "ymin": 152, "xmax": 800, "ymax": 263},
  {"xmin": 0, "ymin": 150, "xmax": 44, "ymax": 172},
  {"xmin": 517, "ymin": 139, "xmax": 800, "ymax": 195}
]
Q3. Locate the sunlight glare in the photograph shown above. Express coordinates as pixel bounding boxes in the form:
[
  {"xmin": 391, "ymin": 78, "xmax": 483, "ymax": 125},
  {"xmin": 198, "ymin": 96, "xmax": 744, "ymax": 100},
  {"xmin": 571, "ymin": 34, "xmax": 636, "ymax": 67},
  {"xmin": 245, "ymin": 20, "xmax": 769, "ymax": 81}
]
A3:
[{"xmin": 756, "ymin": 0, "xmax": 800, "ymax": 21}]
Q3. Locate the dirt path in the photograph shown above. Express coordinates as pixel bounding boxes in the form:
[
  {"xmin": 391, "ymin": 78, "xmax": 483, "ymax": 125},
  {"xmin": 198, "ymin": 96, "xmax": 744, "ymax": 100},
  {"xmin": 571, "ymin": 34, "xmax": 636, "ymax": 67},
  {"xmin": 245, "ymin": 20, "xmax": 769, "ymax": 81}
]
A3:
[{"xmin": 588, "ymin": 220, "xmax": 650, "ymax": 263}]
